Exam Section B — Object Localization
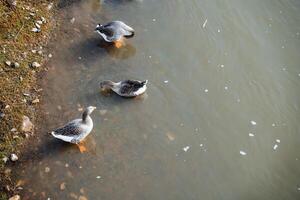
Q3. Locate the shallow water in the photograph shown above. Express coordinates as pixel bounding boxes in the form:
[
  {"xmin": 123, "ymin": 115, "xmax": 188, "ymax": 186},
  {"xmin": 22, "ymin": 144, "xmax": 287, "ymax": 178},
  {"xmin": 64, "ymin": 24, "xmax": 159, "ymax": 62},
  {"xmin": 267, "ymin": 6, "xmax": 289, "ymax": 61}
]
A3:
[{"xmin": 13, "ymin": 0, "xmax": 300, "ymax": 199}]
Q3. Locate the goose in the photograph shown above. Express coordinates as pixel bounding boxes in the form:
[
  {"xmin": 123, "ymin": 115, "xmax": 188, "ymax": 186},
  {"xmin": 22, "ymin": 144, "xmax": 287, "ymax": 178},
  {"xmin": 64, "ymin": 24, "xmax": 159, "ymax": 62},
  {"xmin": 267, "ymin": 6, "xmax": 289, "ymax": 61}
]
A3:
[
  {"xmin": 51, "ymin": 106, "xmax": 96, "ymax": 152},
  {"xmin": 95, "ymin": 21, "xmax": 134, "ymax": 48},
  {"xmin": 100, "ymin": 80, "xmax": 148, "ymax": 97}
]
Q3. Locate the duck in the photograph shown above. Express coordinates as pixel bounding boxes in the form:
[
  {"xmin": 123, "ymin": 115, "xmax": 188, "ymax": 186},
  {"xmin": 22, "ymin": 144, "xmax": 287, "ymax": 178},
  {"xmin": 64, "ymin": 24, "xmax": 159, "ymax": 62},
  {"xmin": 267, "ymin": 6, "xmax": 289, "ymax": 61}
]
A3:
[
  {"xmin": 100, "ymin": 80, "xmax": 148, "ymax": 97},
  {"xmin": 51, "ymin": 106, "xmax": 96, "ymax": 152},
  {"xmin": 95, "ymin": 21, "xmax": 134, "ymax": 48}
]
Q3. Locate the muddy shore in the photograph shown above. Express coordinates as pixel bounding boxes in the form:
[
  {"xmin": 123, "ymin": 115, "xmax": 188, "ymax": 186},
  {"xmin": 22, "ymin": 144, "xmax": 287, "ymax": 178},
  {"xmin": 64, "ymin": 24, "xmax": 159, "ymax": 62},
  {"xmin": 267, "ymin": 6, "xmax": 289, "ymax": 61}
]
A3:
[{"xmin": 0, "ymin": 1, "xmax": 59, "ymax": 199}]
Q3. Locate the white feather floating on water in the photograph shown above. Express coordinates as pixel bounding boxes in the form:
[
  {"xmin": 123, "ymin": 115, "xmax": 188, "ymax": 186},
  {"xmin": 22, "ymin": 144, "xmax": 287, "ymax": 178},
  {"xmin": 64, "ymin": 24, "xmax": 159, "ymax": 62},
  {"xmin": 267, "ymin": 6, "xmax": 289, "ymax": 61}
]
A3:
[
  {"xmin": 239, "ymin": 151, "xmax": 247, "ymax": 156},
  {"xmin": 183, "ymin": 146, "xmax": 190, "ymax": 152},
  {"xmin": 202, "ymin": 19, "xmax": 208, "ymax": 28},
  {"xmin": 250, "ymin": 121, "xmax": 257, "ymax": 125}
]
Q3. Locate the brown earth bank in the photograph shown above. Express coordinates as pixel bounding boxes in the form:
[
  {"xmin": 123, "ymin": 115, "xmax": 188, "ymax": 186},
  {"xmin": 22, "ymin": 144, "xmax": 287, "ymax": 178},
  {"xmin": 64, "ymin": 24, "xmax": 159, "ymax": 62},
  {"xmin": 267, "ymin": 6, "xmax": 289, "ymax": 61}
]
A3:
[{"xmin": 0, "ymin": 0, "xmax": 61, "ymax": 199}]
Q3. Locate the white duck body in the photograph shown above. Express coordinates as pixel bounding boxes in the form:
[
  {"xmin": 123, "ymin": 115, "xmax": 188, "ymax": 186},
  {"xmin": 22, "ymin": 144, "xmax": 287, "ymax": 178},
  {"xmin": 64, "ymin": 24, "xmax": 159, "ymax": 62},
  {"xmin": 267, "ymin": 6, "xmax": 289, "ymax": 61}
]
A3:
[
  {"xmin": 95, "ymin": 21, "xmax": 134, "ymax": 42},
  {"xmin": 51, "ymin": 106, "xmax": 96, "ymax": 144},
  {"xmin": 100, "ymin": 80, "xmax": 148, "ymax": 97}
]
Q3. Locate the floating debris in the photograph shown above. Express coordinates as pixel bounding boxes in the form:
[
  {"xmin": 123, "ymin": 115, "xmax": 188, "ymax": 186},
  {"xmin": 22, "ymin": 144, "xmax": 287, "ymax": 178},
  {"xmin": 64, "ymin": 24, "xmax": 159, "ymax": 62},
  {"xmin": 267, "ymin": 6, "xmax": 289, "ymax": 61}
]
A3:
[
  {"xmin": 273, "ymin": 144, "xmax": 278, "ymax": 150},
  {"xmin": 96, "ymin": 176, "xmax": 101, "ymax": 179},
  {"xmin": 250, "ymin": 121, "xmax": 257, "ymax": 125},
  {"xmin": 10, "ymin": 153, "xmax": 18, "ymax": 161},
  {"xmin": 183, "ymin": 146, "xmax": 190, "ymax": 152},
  {"xmin": 164, "ymin": 80, "xmax": 169, "ymax": 83},
  {"xmin": 202, "ymin": 19, "xmax": 208, "ymax": 28},
  {"xmin": 276, "ymin": 139, "xmax": 280, "ymax": 143},
  {"xmin": 199, "ymin": 144, "xmax": 203, "ymax": 147},
  {"xmin": 166, "ymin": 132, "xmax": 175, "ymax": 141},
  {"xmin": 99, "ymin": 109, "xmax": 107, "ymax": 116},
  {"xmin": 220, "ymin": 64, "xmax": 224, "ymax": 68},
  {"xmin": 217, "ymin": 29, "xmax": 221, "ymax": 33},
  {"xmin": 224, "ymin": 86, "xmax": 228, "ymax": 90},
  {"xmin": 204, "ymin": 89, "xmax": 208, "ymax": 93},
  {"xmin": 239, "ymin": 151, "xmax": 247, "ymax": 156},
  {"xmin": 248, "ymin": 133, "xmax": 255, "ymax": 137},
  {"xmin": 152, "ymin": 18, "xmax": 156, "ymax": 22},
  {"xmin": 272, "ymin": 123, "xmax": 275, "ymax": 127}
]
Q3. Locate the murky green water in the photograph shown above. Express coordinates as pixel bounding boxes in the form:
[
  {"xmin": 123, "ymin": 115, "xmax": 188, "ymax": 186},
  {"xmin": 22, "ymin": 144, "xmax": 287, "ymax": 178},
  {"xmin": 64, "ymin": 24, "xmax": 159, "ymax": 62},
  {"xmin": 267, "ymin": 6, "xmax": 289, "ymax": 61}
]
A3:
[{"xmin": 13, "ymin": 0, "xmax": 300, "ymax": 199}]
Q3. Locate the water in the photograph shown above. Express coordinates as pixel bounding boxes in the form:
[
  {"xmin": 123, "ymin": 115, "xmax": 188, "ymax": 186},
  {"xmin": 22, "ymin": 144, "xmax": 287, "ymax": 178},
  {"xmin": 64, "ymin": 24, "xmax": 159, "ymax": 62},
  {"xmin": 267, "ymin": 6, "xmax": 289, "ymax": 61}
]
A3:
[{"xmin": 13, "ymin": 0, "xmax": 300, "ymax": 199}]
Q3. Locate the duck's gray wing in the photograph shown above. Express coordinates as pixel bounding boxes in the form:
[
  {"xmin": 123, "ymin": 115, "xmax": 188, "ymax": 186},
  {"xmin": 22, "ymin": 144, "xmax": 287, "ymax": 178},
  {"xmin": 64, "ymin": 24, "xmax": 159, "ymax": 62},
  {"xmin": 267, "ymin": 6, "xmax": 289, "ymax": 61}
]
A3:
[
  {"xmin": 120, "ymin": 80, "xmax": 144, "ymax": 94},
  {"xmin": 54, "ymin": 120, "xmax": 83, "ymax": 136},
  {"xmin": 108, "ymin": 21, "xmax": 134, "ymax": 36}
]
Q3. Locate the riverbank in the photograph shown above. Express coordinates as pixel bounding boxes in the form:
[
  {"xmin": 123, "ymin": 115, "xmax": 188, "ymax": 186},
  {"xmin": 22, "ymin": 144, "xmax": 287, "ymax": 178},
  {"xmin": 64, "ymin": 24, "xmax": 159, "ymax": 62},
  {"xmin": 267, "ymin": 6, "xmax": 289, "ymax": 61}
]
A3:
[{"xmin": 0, "ymin": 0, "xmax": 57, "ymax": 199}]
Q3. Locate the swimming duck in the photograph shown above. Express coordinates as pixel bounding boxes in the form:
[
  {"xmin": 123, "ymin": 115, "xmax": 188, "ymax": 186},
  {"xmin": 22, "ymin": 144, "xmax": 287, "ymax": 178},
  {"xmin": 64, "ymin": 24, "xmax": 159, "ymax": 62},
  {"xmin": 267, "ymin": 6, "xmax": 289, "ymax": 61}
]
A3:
[
  {"xmin": 100, "ymin": 80, "xmax": 148, "ymax": 97},
  {"xmin": 51, "ymin": 106, "xmax": 96, "ymax": 152},
  {"xmin": 95, "ymin": 21, "xmax": 134, "ymax": 48}
]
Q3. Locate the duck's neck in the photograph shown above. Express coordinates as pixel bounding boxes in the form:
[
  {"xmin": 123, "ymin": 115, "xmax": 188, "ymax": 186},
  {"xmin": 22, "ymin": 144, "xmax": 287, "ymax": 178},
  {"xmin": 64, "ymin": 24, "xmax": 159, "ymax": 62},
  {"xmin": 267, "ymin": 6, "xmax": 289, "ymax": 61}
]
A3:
[{"xmin": 82, "ymin": 111, "xmax": 90, "ymax": 123}]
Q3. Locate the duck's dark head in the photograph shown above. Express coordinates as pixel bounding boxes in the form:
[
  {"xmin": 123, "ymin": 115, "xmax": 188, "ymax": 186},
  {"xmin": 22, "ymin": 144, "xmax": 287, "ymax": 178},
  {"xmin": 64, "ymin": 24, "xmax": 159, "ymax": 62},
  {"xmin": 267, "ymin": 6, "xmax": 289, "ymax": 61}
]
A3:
[
  {"xmin": 100, "ymin": 80, "xmax": 115, "ymax": 91},
  {"xmin": 82, "ymin": 106, "xmax": 96, "ymax": 121}
]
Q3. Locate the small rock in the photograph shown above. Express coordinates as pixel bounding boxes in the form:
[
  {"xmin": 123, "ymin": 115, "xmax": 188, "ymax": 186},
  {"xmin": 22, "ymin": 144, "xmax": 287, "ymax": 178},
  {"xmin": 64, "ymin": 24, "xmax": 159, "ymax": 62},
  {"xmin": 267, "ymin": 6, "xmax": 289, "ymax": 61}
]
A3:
[
  {"xmin": 31, "ymin": 50, "xmax": 37, "ymax": 53},
  {"xmin": 21, "ymin": 115, "xmax": 34, "ymax": 132},
  {"xmin": 38, "ymin": 50, "xmax": 42, "ymax": 55},
  {"xmin": 10, "ymin": 153, "xmax": 18, "ymax": 161},
  {"xmin": 11, "ymin": 128, "xmax": 17, "ymax": 132},
  {"xmin": 70, "ymin": 17, "xmax": 75, "ymax": 24},
  {"xmin": 36, "ymin": 20, "xmax": 43, "ymax": 25},
  {"xmin": 31, "ymin": 27, "xmax": 40, "ymax": 33},
  {"xmin": 0, "ymin": 112, "xmax": 5, "ymax": 118},
  {"xmin": 2, "ymin": 156, "xmax": 9, "ymax": 163},
  {"xmin": 48, "ymin": 53, "xmax": 52, "ymax": 58},
  {"xmin": 47, "ymin": 3, "xmax": 53, "ymax": 10},
  {"xmin": 4, "ymin": 168, "xmax": 11, "ymax": 175},
  {"xmin": 41, "ymin": 17, "xmax": 46, "ymax": 23},
  {"xmin": 60, "ymin": 182, "xmax": 66, "ymax": 190},
  {"xmin": 35, "ymin": 23, "xmax": 41, "ymax": 29},
  {"xmin": 78, "ymin": 196, "xmax": 88, "ymax": 200},
  {"xmin": 31, "ymin": 62, "xmax": 41, "ymax": 68},
  {"xmin": 13, "ymin": 62, "xmax": 20, "ymax": 68},
  {"xmin": 5, "ymin": 60, "xmax": 12, "ymax": 66},
  {"xmin": 45, "ymin": 167, "xmax": 50, "ymax": 173},
  {"xmin": 166, "ymin": 132, "xmax": 175, "ymax": 141},
  {"xmin": 9, "ymin": 194, "xmax": 20, "ymax": 200},
  {"xmin": 32, "ymin": 99, "xmax": 40, "ymax": 104}
]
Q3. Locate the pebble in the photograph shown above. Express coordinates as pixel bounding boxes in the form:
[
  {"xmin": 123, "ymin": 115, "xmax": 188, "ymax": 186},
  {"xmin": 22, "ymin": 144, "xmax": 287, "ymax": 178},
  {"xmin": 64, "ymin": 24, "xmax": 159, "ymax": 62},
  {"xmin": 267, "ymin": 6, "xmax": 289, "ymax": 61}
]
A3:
[
  {"xmin": 70, "ymin": 17, "xmax": 75, "ymax": 24},
  {"xmin": 48, "ymin": 53, "xmax": 52, "ymax": 58},
  {"xmin": 250, "ymin": 121, "xmax": 257, "ymax": 125},
  {"xmin": 183, "ymin": 146, "xmax": 190, "ymax": 152},
  {"xmin": 45, "ymin": 167, "xmax": 50, "ymax": 173},
  {"xmin": 11, "ymin": 128, "xmax": 17, "ymax": 132},
  {"xmin": 31, "ymin": 62, "xmax": 41, "ymax": 68},
  {"xmin": 0, "ymin": 112, "xmax": 5, "ymax": 118},
  {"xmin": 31, "ymin": 27, "xmax": 40, "ymax": 33},
  {"xmin": 239, "ymin": 151, "xmax": 247, "ymax": 155},
  {"xmin": 35, "ymin": 23, "xmax": 41, "ymax": 29},
  {"xmin": 13, "ymin": 62, "xmax": 20, "ymax": 68},
  {"xmin": 38, "ymin": 50, "xmax": 43, "ymax": 55},
  {"xmin": 273, "ymin": 144, "xmax": 278, "ymax": 150},
  {"xmin": 9, "ymin": 195, "xmax": 20, "ymax": 200},
  {"xmin": 32, "ymin": 99, "xmax": 40, "ymax": 104},
  {"xmin": 47, "ymin": 3, "xmax": 53, "ymax": 10},
  {"xmin": 21, "ymin": 115, "xmax": 34, "ymax": 132},
  {"xmin": 60, "ymin": 182, "xmax": 66, "ymax": 190},
  {"xmin": 2, "ymin": 156, "xmax": 9, "ymax": 163},
  {"xmin": 5, "ymin": 60, "xmax": 12, "ymax": 66},
  {"xmin": 36, "ymin": 20, "xmax": 43, "ymax": 25},
  {"xmin": 10, "ymin": 153, "xmax": 18, "ymax": 161},
  {"xmin": 248, "ymin": 133, "xmax": 254, "ymax": 137},
  {"xmin": 79, "ymin": 196, "xmax": 88, "ymax": 200}
]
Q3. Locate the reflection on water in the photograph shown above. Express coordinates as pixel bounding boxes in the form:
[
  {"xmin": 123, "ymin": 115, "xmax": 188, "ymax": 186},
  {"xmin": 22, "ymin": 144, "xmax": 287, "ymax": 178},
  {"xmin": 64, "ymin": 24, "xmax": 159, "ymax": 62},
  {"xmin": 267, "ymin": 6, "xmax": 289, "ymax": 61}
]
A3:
[{"xmin": 12, "ymin": 0, "xmax": 300, "ymax": 199}]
